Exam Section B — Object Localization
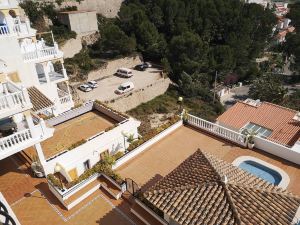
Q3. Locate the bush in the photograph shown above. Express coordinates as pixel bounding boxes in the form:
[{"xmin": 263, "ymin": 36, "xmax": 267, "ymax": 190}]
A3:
[
  {"xmin": 68, "ymin": 139, "xmax": 87, "ymax": 150},
  {"xmin": 127, "ymin": 115, "xmax": 180, "ymax": 151},
  {"xmin": 47, "ymin": 174, "xmax": 63, "ymax": 189},
  {"xmin": 113, "ymin": 151, "xmax": 124, "ymax": 160}
]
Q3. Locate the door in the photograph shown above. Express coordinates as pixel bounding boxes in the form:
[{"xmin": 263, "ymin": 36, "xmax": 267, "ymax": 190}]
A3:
[
  {"xmin": 68, "ymin": 168, "xmax": 78, "ymax": 181},
  {"xmin": 83, "ymin": 160, "xmax": 90, "ymax": 171}
]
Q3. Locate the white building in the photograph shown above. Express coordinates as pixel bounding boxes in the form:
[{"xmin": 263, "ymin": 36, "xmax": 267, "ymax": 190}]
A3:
[
  {"xmin": 0, "ymin": 0, "xmax": 74, "ymax": 117},
  {"xmin": 245, "ymin": 0, "xmax": 269, "ymax": 8}
]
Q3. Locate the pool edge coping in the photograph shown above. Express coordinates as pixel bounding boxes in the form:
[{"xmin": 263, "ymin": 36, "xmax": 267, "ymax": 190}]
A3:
[{"xmin": 232, "ymin": 156, "xmax": 290, "ymax": 189}]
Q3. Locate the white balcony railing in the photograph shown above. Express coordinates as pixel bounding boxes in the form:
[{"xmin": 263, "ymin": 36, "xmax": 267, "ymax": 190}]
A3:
[
  {"xmin": 0, "ymin": 25, "xmax": 10, "ymax": 35},
  {"xmin": 60, "ymin": 95, "xmax": 72, "ymax": 105},
  {"xmin": 186, "ymin": 114, "xmax": 247, "ymax": 146},
  {"xmin": 0, "ymin": 82, "xmax": 32, "ymax": 118},
  {"xmin": 0, "ymin": 129, "xmax": 32, "ymax": 151},
  {"xmin": 22, "ymin": 46, "xmax": 62, "ymax": 62},
  {"xmin": 0, "ymin": 17, "xmax": 33, "ymax": 37},
  {"xmin": 57, "ymin": 88, "xmax": 72, "ymax": 105},
  {"xmin": 0, "ymin": 117, "xmax": 54, "ymax": 160}
]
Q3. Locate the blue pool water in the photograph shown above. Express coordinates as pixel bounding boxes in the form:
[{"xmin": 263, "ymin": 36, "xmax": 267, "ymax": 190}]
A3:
[{"xmin": 238, "ymin": 160, "xmax": 282, "ymax": 185}]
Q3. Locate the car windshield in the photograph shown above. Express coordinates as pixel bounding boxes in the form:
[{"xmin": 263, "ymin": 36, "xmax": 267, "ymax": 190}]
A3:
[{"xmin": 118, "ymin": 85, "xmax": 126, "ymax": 91}]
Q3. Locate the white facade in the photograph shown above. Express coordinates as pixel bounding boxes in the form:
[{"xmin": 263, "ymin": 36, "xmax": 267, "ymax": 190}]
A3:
[
  {"xmin": 41, "ymin": 102, "xmax": 141, "ymax": 182},
  {"xmin": 0, "ymin": 0, "xmax": 72, "ymax": 161},
  {"xmin": 0, "ymin": 1, "xmax": 74, "ymax": 116}
]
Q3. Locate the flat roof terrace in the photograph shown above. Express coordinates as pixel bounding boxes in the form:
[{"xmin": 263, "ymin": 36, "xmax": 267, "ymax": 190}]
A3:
[
  {"xmin": 117, "ymin": 125, "xmax": 300, "ymax": 195},
  {"xmin": 26, "ymin": 111, "xmax": 117, "ymax": 159}
]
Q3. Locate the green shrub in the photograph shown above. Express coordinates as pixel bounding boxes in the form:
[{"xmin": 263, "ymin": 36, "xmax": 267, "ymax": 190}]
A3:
[
  {"xmin": 127, "ymin": 115, "xmax": 180, "ymax": 151},
  {"xmin": 113, "ymin": 151, "xmax": 124, "ymax": 160},
  {"xmin": 68, "ymin": 139, "xmax": 87, "ymax": 150},
  {"xmin": 47, "ymin": 174, "xmax": 63, "ymax": 189}
]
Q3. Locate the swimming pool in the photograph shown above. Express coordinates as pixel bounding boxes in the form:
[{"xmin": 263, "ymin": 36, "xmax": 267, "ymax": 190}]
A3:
[{"xmin": 238, "ymin": 160, "xmax": 282, "ymax": 185}]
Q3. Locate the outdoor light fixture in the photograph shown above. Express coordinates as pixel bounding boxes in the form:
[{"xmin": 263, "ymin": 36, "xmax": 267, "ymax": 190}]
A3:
[
  {"xmin": 178, "ymin": 96, "xmax": 183, "ymax": 112},
  {"xmin": 54, "ymin": 164, "xmax": 61, "ymax": 173}
]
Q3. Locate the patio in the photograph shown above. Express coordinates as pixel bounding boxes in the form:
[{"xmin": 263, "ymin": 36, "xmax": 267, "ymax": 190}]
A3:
[
  {"xmin": 117, "ymin": 125, "xmax": 300, "ymax": 195},
  {"xmin": 0, "ymin": 155, "xmax": 142, "ymax": 225},
  {"xmin": 25, "ymin": 111, "xmax": 117, "ymax": 159}
]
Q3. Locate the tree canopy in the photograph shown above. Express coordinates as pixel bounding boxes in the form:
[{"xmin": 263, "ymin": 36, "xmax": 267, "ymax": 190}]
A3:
[
  {"xmin": 284, "ymin": 3, "xmax": 300, "ymax": 75},
  {"xmin": 117, "ymin": 0, "xmax": 276, "ymax": 82},
  {"xmin": 249, "ymin": 74, "xmax": 288, "ymax": 103}
]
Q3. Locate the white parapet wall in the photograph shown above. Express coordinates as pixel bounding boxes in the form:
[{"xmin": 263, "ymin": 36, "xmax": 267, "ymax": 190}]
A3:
[
  {"xmin": 113, "ymin": 120, "xmax": 183, "ymax": 170},
  {"xmin": 253, "ymin": 136, "xmax": 300, "ymax": 165},
  {"xmin": 43, "ymin": 118, "xmax": 139, "ymax": 176},
  {"xmin": 186, "ymin": 113, "xmax": 300, "ymax": 165}
]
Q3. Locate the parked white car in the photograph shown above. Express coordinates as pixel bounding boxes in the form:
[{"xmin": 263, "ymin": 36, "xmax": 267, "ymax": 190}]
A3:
[
  {"xmin": 116, "ymin": 68, "xmax": 133, "ymax": 78},
  {"xmin": 115, "ymin": 82, "xmax": 134, "ymax": 94},
  {"xmin": 87, "ymin": 80, "xmax": 98, "ymax": 89},
  {"xmin": 79, "ymin": 84, "xmax": 92, "ymax": 92}
]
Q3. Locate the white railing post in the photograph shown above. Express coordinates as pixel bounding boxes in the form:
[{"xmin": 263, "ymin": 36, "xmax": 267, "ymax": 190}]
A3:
[{"xmin": 186, "ymin": 113, "xmax": 247, "ymax": 146}]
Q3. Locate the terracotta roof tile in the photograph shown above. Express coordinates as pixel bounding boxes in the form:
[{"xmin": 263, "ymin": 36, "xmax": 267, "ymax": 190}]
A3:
[
  {"xmin": 216, "ymin": 101, "xmax": 300, "ymax": 146},
  {"xmin": 28, "ymin": 86, "xmax": 54, "ymax": 112},
  {"xmin": 144, "ymin": 150, "xmax": 300, "ymax": 225}
]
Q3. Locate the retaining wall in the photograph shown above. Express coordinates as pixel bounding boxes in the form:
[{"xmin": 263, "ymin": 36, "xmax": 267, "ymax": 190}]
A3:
[{"xmin": 107, "ymin": 78, "xmax": 171, "ymax": 112}]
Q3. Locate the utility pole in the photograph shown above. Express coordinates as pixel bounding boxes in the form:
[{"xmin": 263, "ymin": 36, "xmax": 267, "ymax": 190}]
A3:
[{"xmin": 213, "ymin": 71, "xmax": 218, "ymax": 103}]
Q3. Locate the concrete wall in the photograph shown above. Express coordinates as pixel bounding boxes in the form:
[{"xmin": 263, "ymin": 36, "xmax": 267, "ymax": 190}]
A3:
[
  {"xmin": 107, "ymin": 78, "xmax": 171, "ymax": 112},
  {"xmin": 54, "ymin": 0, "xmax": 124, "ymax": 18},
  {"xmin": 253, "ymin": 136, "xmax": 300, "ymax": 165},
  {"xmin": 42, "ymin": 118, "xmax": 140, "ymax": 176},
  {"xmin": 59, "ymin": 11, "xmax": 98, "ymax": 34}
]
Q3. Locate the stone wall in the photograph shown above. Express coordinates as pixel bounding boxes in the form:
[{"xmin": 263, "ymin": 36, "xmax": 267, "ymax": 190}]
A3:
[
  {"xmin": 106, "ymin": 78, "xmax": 171, "ymax": 112},
  {"xmin": 87, "ymin": 55, "xmax": 142, "ymax": 81},
  {"xmin": 45, "ymin": 0, "xmax": 124, "ymax": 18}
]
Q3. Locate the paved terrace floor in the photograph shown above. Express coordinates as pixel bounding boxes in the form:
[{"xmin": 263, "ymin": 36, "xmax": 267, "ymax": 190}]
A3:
[
  {"xmin": 0, "ymin": 156, "xmax": 142, "ymax": 225},
  {"xmin": 25, "ymin": 111, "xmax": 116, "ymax": 159},
  {"xmin": 117, "ymin": 125, "xmax": 300, "ymax": 195}
]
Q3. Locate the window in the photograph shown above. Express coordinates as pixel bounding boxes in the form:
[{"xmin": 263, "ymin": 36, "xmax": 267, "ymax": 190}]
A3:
[
  {"xmin": 243, "ymin": 123, "xmax": 272, "ymax": 138},
  {"xmin": 83, "ymin": 160, "xmax": 90, "ymax": 171}
]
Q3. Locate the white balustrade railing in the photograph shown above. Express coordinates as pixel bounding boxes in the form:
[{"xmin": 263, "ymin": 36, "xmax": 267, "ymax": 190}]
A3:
[
  {"xmin": 22, "ymin": 46, "xmax": 60, "ymax": 61},
  {"xmin": 0, "ymin": 25, "xmax": 9, "ymax": 35},
  {"xmin": 186, "ymin": 114, "xmax": 247, "ymax": 146},
  {"xmin": 0, "ymin": 82, "xmax": 31, "ymax": 114},
  {"xmin": 0, "ymin": 91, "xmax": 29, "ymax": 111},
  {"xmin": 60, "ymin": 95, "xmax": 71, "ymax": 105},
  {"xmin": 0, "ymin": 129, "xmax": 32, "ymax": 151}
]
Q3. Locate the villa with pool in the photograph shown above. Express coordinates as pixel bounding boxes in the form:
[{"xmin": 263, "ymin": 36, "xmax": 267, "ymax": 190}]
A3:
[{"xmin": 1, "ymin": 97, "xmax": 300, "ymax": 225}]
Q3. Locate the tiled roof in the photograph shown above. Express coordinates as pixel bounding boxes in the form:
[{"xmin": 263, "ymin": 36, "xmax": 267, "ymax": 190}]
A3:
[
  {"xmin": 144, "ymin": 150, "xmax": 300, "ymax": 225},
  {"xmin": 216, "ymin": 101, "xmax": 300, "ymax": 146},
  {"xmin": 28, "ymin": 86, "xmax": 54, "ymax": 112}
]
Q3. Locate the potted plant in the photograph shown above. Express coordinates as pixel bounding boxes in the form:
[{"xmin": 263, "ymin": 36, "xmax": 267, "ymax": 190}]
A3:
[
  {"xmin": 182, "ymin": 109, "xmax": 188, "ymax": 125},
  {"xmin": 31, "ymin": 155, "xmax": 45, "ymax": 178},
  {"xmin": 242, "ymin": 129, "xmax": 257, "ymax": 149}
]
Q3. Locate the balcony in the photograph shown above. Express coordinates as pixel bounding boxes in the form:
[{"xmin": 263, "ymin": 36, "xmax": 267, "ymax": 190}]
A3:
[
  {"xmin": 58, "ymin": 88, "xmax": 72, "ymax": 104},
  {"xmin": 0, "ymin": 81, "xmax": 32, "ymax": 119},
  {"xmin": 22, "ymin": 40, "xmax": 63, "ymax": 62},
  {"xmin": 0, "ymin": 115, "xmax": 54, "ymax": 160},
  {"xmin": 0, "ymin": 17, "xmax": 35, "ymax": 37},
  {"xmin": 38, "ymin": 69, "xmax": 67, "ymax": 84}
]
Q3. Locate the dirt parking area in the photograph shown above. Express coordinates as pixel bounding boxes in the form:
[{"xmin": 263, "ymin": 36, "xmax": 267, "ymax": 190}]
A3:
[
  {"xmin": 77, "ymin": 67, "xmax": 162, "ymax": 102},
  {"xmin": 25, "ymin": 111, "xmax": 116, "ymax": 159}
]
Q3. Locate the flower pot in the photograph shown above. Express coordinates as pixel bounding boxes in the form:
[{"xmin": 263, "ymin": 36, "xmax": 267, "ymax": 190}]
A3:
[{"xmin": 248, "ymin": 143, "xmax": 255, "ymax": 149}]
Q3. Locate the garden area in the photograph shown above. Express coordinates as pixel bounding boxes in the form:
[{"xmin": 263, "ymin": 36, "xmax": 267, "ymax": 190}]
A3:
[{"xmin": 128, "ymin": 85, "xmax": 224, "ymax": 136}]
